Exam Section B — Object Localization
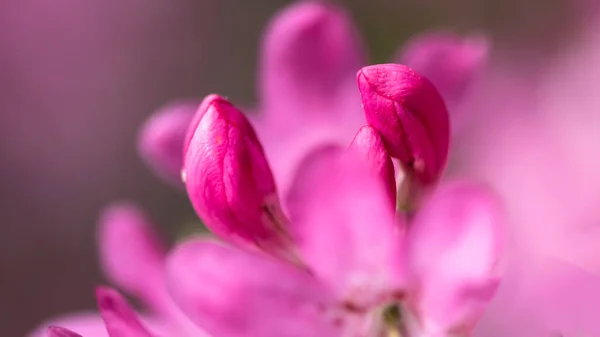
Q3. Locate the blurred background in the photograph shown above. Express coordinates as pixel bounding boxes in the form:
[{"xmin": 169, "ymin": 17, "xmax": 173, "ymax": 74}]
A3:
[{"xmin": 0, "ymin": 0, "xmax": 595, "ymax": 335}]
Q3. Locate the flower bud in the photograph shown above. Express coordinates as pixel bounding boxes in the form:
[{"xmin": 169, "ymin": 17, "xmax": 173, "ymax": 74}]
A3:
[
  {"xmin": 184, "ymin": 95, "xmax": 299, "ymax": 265},
  {"xmin": 357, "ymin": 64, "xmax": 450, "ymax": 185},
  {"xmin": 349, "ymin": 125, "xmax": 396, "ymax": 209}
]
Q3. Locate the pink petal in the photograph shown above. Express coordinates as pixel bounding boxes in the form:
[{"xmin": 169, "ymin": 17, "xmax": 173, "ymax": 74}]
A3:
[
  {"xmin": 251, "ymin": 119, "xmax": 362, "ymax": 201},
  {"xmin": 258, "ymin": 1, "xmax": 365, "ymax": 126},
  {"xmin": 405, "ymin": 181, "xmax": 504, "ymax": 333},
  {"xmin": 96, "ymin": 287, "xmax": 153, "ymax": 337},
  {"xmin": 165, "ymin": 238, "xmax": 339, "ymax": 337},
  {"xmin": 357, "ymin": 64, "xmax": 450, "ymax": 185},
  {"xmin": 47, "ymin": 326, "xmax": 83, "ymax": 337},
  {"xmin": 97, "ymin": 202, "xmax": 167, "ymax": 313},
  {"xmin": 138, "ymin": 101, "xmax": 197, "ymax": 187},
  {"xmin": 349, "ymin": 125, "xmax": 396, "ymax": 209},
  {"xmin": 475, "ymin": 257, "xmax": 600, "ymax": 337},
  {"xmin": 29, "ymin": 312, "xmax": 173, "ymax": 337},
  {"xmin": 28, "ymin": 313, "xmax": 109, "ymax": 337},
  {"xmin": 286, "ymin": 147, "xmax": 405, "ymax": 308},
  {"xmin": 184, "ymin": 95, "xmax": 300, "ymax": 264},
  {"xmin": 397, "ymin": 31, "xmax": 489, "ymax": 107},
  {"xmin": 97, "ymin": 202, "xmax": 211, "ymax": 337}
]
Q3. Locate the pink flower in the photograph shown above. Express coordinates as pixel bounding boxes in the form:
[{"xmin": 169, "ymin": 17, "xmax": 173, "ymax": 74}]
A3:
[
  {"xmin": 170, "ymin": 145, "xmax": 504, "ymax": 337},
  {"xmin": 29, "ymin": 203, "xmax": 209, "ymax": 337},
  {"xmin": 33, "ymin": 2, "xmax": 495, "ymax": 336}
]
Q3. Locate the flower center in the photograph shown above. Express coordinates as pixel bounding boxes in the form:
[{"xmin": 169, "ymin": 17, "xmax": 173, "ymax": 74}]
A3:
[{"xmin": 382, "ymin": 303, "xmax": 404, "ymax": 337}]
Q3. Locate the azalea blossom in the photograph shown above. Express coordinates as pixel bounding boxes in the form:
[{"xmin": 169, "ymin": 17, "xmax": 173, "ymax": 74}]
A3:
[
  {"xmin": 39, "ymin": 59, "xmax": 503, "ymax": 336},
  {"xmin": 32, "ymin": 1, "xmax": 499, "ymax": 336}
]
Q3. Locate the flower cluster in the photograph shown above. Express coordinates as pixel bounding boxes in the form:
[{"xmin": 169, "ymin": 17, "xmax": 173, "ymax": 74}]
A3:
[
  {"xmin": 33, "ymin": 2, "xmax": 503, "ymax": 337},
  {"xmin": 46, "ymin": 71, "xmax": 503, "ymax": 337}
]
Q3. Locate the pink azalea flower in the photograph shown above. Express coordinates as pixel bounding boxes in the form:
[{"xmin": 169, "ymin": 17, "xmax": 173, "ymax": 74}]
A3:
[
  {"xmin": 36, "ymin": 68, "xmax": 502, "ymax": 336},
  {"xmin": 33, "ymin": 2, "xmax": 495, "ymax": 336}
]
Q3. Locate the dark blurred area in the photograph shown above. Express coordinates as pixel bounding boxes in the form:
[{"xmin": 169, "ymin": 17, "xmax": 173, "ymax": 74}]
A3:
[{"xmin": 0, "ymin": 0, "xmax": 588, "ymax": 335}]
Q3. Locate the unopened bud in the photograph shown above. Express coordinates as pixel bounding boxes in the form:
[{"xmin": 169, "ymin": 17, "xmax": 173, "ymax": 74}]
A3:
[
  {"xmin": 184, "ymin": 95, "xmax": 300, "ymax": 265},
  {"xmin": 357, "ymin": 64, "xmax": 450, "ymax": 186}
]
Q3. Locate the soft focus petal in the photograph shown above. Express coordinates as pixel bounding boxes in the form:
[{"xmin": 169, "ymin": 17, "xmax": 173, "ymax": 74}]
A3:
[
  {"xmin": 349, "ymin": 125, "xmax": 396, "ymax": 209},
  {"xmin": 97, "ymin": 287, "xmax": 153, "ymax": 337},
  {"xmin": 97, "ymin": 202, "xmax": 166, "ymax": 312},
  {"xmin": 259, "ymin": 1, "xmax": 364, "ymax": 126},
  {"xmin": 475, "ymin": 256, "xmax": 600, "ymax": 337},
  {"xmin": 251, "ymin": 120, "xmax": 363, "ymax": 201},
  {"xmin": 47, "ymin": 326, "xmax": 83, "ymax": 337},
  {"xmin": 251, "ymin": 1, "xmax": 367, "ymax": 197},
  {"xmin": 357, "ymin": 64, "xmax": 450, "ymax": 185},
  {"xmin": 184, "ymin": 95, "xmax": 299, "ymax": 263},
  {"xmin": 166, "ymin": 238, "xmax": 339, "ymax": 337},
  {"xmin": 286, "ymin": 147, "xmax": 405, "ymax": 308},
  {"xmin": 97, "ymin": 202, "xmax": 211, "ymax": 336},
  {"xmin": 405, "ymin": 181, "xmax": 504, "ymax": 334},
  {"xmin": 29, "ymin": 313, "xmax": 108, "ymax": 337},
  {"xmin": 397, "ymin": 31, "xmax": 489, "ymax": 107},
  {"xmin": 138, "ymin": 101, "xmax": 197, "ymax": 186}
]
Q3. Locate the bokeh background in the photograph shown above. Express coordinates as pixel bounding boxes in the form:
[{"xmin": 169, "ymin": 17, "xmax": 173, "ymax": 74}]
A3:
[{"xmin": 0, "ymin": 0, "xmax": 594, "ymax": 335}]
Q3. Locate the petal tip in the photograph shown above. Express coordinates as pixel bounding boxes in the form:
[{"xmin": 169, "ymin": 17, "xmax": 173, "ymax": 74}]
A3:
[{"xmin": 47, "ymin": 326, "xmax": 83, "ymax": 337}]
